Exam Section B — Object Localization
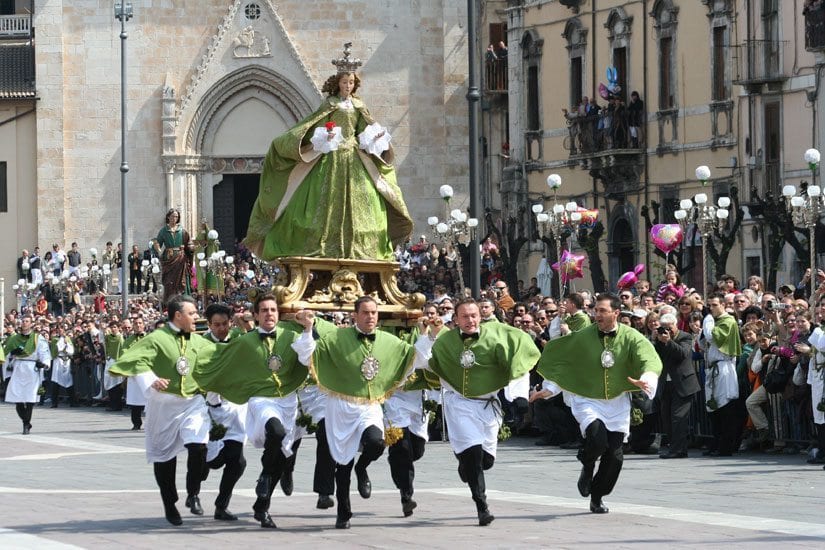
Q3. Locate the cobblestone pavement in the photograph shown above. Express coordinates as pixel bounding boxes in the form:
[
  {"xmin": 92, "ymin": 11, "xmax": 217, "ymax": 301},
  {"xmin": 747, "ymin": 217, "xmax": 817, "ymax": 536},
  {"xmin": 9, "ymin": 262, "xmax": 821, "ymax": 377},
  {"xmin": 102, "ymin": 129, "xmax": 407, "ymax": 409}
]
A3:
[{"xmin": 1, "ymin": 402, "xmax": 823, "ymax": 549}]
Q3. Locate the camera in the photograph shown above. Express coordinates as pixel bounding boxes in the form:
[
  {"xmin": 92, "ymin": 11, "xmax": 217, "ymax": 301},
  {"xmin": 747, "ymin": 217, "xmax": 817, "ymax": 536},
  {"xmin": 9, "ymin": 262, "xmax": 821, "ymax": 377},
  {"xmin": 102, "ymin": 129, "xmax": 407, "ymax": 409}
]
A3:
[
  {"xmin": 764, "ymin": 301, "xmax": 791, "ymax": 311},
  {"xmin": 656, "ymin": 326, "xmax": 668, "ymax": 335}
]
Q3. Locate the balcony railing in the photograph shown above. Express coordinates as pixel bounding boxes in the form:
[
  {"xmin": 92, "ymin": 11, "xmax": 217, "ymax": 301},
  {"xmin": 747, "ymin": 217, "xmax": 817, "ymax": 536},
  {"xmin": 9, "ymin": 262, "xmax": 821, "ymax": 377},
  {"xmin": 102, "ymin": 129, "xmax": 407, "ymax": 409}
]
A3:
[
  {"xmin": 748, "ymin": 160, "xmax": 783, "ymax": 201},
  {"xmin": 732, "ymin": 40, "xmax": 788, "ymax": 87},
  {"xmin": 565, "ymin": 110, "xmax": 643, "ymax": 157},
  {"xmin": 806, "ymin": 4, "xmax": 825, "ymax": 51},
  {"xmin": 484, "ymin": 58, "xmax": 508, "ymax": 93},
  {"xmin": 0, "ymin": 15, "xmax": 31, "ymax": 38}
]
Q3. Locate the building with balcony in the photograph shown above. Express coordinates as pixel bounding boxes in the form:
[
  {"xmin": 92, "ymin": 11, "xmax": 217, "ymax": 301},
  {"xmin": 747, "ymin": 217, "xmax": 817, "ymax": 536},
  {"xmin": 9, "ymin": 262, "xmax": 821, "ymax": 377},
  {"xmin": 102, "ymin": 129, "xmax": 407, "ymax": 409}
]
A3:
[
  {"xmin": 499, "ymin": 0, "xmax": 820, "ymax": 292},
  {"xmin": 0, "ymin": 0, "xmax": 37, "ymax": 296}
]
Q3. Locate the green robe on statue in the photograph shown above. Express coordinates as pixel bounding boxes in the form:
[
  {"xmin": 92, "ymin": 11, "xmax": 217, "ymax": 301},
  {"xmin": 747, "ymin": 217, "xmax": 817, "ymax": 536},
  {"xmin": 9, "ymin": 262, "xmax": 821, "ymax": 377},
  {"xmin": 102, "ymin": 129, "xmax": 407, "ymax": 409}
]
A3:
[
  {"xmin": 537, "ymin": 323, "xmax": 662, "ymax": 400},
  {"xmin": 429, "ymin": 323, "xmax": 541, "ymax": 397},
  {"xmin": 108, "ymin": 326, "xmax": 216, "ymax": 398},
  {"xmin": 312, "ymin": 327, "xmax": 415, "ymax": 403},
  {"xmin": 244, "ymin": 95, "xmax": 413, "ymax": 261}
]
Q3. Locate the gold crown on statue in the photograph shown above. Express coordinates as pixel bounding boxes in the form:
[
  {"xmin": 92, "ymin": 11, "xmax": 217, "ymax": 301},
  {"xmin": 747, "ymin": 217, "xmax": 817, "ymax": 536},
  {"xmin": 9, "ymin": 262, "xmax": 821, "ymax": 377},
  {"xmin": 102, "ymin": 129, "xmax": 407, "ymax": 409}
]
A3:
[{"xmin": 332, "ymin": 42, "xmax": 363, "ymax": 74}]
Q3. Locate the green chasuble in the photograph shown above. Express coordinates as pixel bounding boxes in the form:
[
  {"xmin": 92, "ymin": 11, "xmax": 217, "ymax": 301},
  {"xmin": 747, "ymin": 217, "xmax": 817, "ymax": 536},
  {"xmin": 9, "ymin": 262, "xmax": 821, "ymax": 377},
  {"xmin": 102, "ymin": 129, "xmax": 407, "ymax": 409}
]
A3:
[
  {"xmin": 402, "ymin": 368, "xmax": 441, "ymax": 392},
  {"xmin": 711, "ymin": 314, "xmax": 743, "ymax": 357},
  {"xmin": 49, "ymin": 337, "xmax": 74, "ymax": 358},
  {"xmin": 429, "ymin": 323, "xmax": 540, "ymax": 398},
  {"xmin": 312, "ymin": 327, "xmax": 415, "ymax": 403},
  {"xmin": 108, "ymin": 326, "xmax": 216, "ymax": 398},
  {"xmin": 104, "ymin": 334, "xmax": 125, "ymax": 360},
  {"xmin": 4, "ymin": 332, "xmax": 38, "ymax": 357},
  {"xmin": 566, "ymin": 311, "xmax": 591, "ymax": 332},
  {"xmin": 193, "ymin": 324, "xmax": 311, "ymax": 404},
  {"xmin": 244, "ymin": 95, "xmax": 413, "ymax": 261},
  {"xmin": 124, "ymin": 334, "xmax": 145, "ymax": 350},
  {"xmin": 537, "ymin": 323, "xmax": 662, "ymax": 400}
]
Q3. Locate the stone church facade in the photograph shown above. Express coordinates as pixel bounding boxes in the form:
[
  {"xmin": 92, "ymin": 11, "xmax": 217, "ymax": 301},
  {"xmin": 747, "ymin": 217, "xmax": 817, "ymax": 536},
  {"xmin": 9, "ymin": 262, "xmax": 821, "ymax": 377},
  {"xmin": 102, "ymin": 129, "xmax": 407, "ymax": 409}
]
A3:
[{"xmin": 2, "ymin": 0, "xmax": 469, "ymax": 296}]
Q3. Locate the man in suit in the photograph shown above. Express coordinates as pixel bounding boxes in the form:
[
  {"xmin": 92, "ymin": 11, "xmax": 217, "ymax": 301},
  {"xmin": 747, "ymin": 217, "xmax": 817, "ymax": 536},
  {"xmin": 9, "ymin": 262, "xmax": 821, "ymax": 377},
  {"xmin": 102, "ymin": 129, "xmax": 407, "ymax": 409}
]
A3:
[
  {"xmin": 128, "ymin": 244, "xmax": 143, "ymax": 294},
  {"xmin": 654, "ymin": 312, "xmax": 700, "ymax": 459}
]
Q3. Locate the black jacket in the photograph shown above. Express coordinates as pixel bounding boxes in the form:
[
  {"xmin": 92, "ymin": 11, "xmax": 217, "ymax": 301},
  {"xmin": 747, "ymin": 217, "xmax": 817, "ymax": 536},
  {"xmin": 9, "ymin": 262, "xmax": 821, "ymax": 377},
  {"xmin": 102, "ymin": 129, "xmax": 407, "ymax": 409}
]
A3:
[{"xmin": 655, "ymin": 330, "xmax": 701, "ymax": 397}]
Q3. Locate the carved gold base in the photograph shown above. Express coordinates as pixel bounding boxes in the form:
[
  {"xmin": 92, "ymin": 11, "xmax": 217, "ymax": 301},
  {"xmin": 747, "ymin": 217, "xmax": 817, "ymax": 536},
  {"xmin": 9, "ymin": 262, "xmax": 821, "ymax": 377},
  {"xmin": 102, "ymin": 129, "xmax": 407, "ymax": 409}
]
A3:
[{"xmin": 268, "ymin": 256, "xmax": 425, "ymax": 323}]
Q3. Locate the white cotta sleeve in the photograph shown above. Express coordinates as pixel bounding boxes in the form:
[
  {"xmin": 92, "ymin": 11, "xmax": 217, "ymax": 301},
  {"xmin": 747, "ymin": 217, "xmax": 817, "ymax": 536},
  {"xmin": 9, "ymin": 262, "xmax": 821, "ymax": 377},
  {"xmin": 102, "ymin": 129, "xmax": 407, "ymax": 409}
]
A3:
[
  {"xmin": 504, "ymin": 372, "xmax": 530, "ymax": 401},
  {"xmin": 291, "ymin": 331, "xmax": 316, "ymax": 367},
  {"xmin": 640, "ymin": 371, "xmax": 659, "ymax": 400},
  {"xmin": 541, "ymin": 379, "xmax": 561, "ymax": 397},
  {"xmin": 134, "ymin": 370, "xmax": 160, "ymax": 399},
  {"xmin": 701, "ymin": 314, "xmax": 715, "ymax": 346},
  {"xmin": 413, "ymin": 335, "xmax": 435, "ymax": 371}
]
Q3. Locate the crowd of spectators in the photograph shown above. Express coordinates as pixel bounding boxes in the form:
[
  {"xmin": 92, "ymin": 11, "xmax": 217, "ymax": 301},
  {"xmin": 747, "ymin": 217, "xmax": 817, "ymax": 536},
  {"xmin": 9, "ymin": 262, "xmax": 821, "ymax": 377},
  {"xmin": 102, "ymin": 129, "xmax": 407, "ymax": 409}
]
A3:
[
  {"xmin": 564, "ymin": 91, "xmax": 645, "ymax": 154},
  {"xmin": 5, "ymin": 236, "xmax": 825, "ymax": 467}
]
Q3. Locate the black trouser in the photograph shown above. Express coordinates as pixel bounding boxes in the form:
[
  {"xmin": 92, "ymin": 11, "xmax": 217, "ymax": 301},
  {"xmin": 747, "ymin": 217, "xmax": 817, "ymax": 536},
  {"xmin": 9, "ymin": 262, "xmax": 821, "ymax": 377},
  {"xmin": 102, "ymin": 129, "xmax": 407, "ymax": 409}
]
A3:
[
  {"xmin": 579, "ymin": 420, "xmax": 624, "ymax": 501},
  {"xmin": 660, "ymin": 383, "xmax": 694, "ymax": 453},
  {"xmin": 50, "ymin": 382, "xmax": 76, "ymax": 407},
  {"xmin": 206, "ymin": 439, "xmax": 247, "ymax": 509},
  {"xmin": 152, "ymin": 443, "xmax": 207, "ymax": 507},
  {"xmin": 816, "ymin": 424, "xmax": 825, "ymax": 457},
  {"xmin": 129, "ymin": 269, "xmax": 142, "ymax": 294},
  {"xmin": 107, "ymin": 384, "xmax": 124, "ymax": 411},
  {"xmin": 314, "ymin": 418, "xmax": 335, "ymax": 496},
  {"xmin": 456, "ymin": 444, "xmax": 495, "ymax": 513},
  {"xmin": 334, "ymin": 425, "xmax": 384, "ymax": 521},
  {"xmin": 282, "ymin": 438, "xmax": 301, "ymax": 478},
  {"xmin": 15, "ymin": 403, "xmax": 34, "ymax": 427},
  {"xmin": 131, "ymin": 405, "xmax": 144, "ymax": 428},
  {"xmin": 253, "ymin": 417, "xmax": 288, "ymax": 513},
  {"xmin": 708, "ymin": 400, "xmax": 741, "ymax": 455},
  {"xmin": 387, "ymin": 428, "xmax": 426, "ymax": 500},
  {"xmin": 532, "ymin": 395, "xmax": 580, "ymax": 444}
]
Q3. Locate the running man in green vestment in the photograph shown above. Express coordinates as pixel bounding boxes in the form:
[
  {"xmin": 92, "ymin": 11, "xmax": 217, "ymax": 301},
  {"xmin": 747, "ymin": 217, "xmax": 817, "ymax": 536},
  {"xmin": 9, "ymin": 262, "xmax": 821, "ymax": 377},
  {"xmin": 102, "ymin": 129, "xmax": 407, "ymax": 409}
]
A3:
[
  {"xmin": 192, "ymin": 294, "xmax": 317, "ymax": 529},
  {"xmin": 418, "ymin": 298, "xmax": 541, "ymax": 526},
  {"xmin": 108, "ymin": 295, "xmax": 217, "ymax": 526},
  {"xmin": 532, "ymin": 293, "xmax": 661, "ymax": 515},
  {"xmin": 312, "ymin": 296, "xmax": 416, "ymax": 529}
]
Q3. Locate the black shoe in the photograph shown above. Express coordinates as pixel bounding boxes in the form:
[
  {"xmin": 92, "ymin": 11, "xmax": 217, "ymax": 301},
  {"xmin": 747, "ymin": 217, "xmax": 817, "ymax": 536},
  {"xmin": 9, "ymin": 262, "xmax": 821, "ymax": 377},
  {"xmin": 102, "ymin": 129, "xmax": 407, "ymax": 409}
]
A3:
[
  {"xmin": 22, "ymin": 425, "xmax": 30, "ymax": 435},
  {"xmin": 478, "ymin": 509, "xmax": 495, "ymax": 526},
  {"xmin": 253, "ymin": 511, "xmax": 277, "ymax": 529},
  {"xmin": 577, "ymin": 464, "xmax": 594, "ymax": 497},
  {"xmin": 255, "ymin": 474, "xmax": 273, "ymax": 499},
  {"xmin": 316, "ymin": 495, "xmax": 334, "ymax": 509},
  {"xmin": 131, "ymin": 425, "xmax": 142, "ymax": 431},
  {"xmin": 335, "ymin": 518, "xmax": 351, "ymax": 529},
  {"xmin": 185, "ymin": 495, "xmax": 203, "ymax": 516},
  {"xmin": 164, "ymin": 504, "xmax": 183, "ymax": 526},
  {"xmin": 214, "ymin": 507, "xmax": 237, "ymax": 521},
  {"xmin": 280, "ymin": 471, "xmax": 293, "ymax": 496},
  {"xmin": 659, "ymin": 451, "xmax": 688, "ymax": 459},
  {"xmin": 50, "ymin": 404, "xmax": 58, "ymax": 409},
  {"xmin": 590, "ymin": 499, "xmax": 609, "ymax": 514},
  {"xmin": 355, "ymin": 466, "xmax": 371, "ymax": 499},
  {"xmin": 402, "ymin": 498, "xmax": 417, "ymax": 517},
  {"xmin": 702, "ymin": 449, "xmax": 719, "ymax": 457}
]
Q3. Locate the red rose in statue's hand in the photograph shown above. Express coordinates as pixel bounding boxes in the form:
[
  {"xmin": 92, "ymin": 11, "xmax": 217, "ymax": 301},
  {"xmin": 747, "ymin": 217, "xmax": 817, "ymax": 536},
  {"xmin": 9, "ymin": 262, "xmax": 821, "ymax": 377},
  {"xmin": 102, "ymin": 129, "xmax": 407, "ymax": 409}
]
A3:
[{"xmin": 325, "ymin": 121, "xmax": 336, "ymax": 132}]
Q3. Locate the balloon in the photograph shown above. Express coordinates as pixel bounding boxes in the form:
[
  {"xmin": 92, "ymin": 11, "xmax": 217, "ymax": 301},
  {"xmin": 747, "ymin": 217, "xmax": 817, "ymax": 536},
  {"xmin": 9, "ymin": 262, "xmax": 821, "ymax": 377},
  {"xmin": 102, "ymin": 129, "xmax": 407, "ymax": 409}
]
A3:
[
  {"xmin": 617, "ymin": 264, "xmax": 646, "ymax": 290},
  {"xmin": 598, "ymin": 82, "xmax": 610, "ymax": 100},
  {"xmin": 650, "ymin": 224, "xmax": 684, "ymax": 254},
  {"xmin": 552, "ymin": 250, "xmax": 586, "ymax": 284},
  {"xmin": 577, "ymin": 208, "xmax": 599, "ymax": 228}
]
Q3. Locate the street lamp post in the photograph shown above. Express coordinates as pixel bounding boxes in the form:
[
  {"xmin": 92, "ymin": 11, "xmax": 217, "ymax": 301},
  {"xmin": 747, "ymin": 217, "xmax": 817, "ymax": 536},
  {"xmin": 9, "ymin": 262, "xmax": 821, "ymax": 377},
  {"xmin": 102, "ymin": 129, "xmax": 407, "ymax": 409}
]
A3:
[
  {"xmin": 532, "ymin": 174, "xmax": 583, "ymax": 300},
  {"xmin": 115, "ymin": 3, "xmax": 132, "ymax": 318},
  {"xmin": 466, "ymin": 0, "xmax": 482, "ymax": 298},
  {"xmin": 427, "ymin": 185, "xmax": 479, "ymax": 295},
  {"xmin": 674, "ymin": 167, "xmax": 730, "ymax": 293},
  {"xmin": 783, "ymin": 148, "xmax": 823, "ymax": 292}
]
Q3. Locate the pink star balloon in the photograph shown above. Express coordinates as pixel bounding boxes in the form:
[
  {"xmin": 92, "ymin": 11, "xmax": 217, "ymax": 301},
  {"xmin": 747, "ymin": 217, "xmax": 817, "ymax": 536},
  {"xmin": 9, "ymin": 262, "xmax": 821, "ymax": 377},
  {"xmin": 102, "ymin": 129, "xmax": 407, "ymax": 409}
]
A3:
[
  {"xmin": 552, "ymin": 250, "xmax": 586, "ymax": 284},
  {"xmin": 617, "ymin": 264, "xmax": 646, "ymax": 290},
  {"xmin": 650, "ymin": 224, "xmax": 684, "ymax": 254}
]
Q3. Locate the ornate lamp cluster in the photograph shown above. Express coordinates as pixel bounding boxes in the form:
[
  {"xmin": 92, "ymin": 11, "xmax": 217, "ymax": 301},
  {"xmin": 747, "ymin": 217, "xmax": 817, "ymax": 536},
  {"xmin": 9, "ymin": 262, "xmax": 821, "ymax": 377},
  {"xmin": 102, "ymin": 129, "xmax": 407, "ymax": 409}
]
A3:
[
  {"xmin": 782, "ymin": 148, "xmax": 822, "ymax": 286},
  {"xmin": 427, "ymin": 185, "xmax": 479, "ymax": 291},
  {"xmin": 673, "ymin": 166, "xmax": 730, "ymax": 291},
  {"xmin": 11, "ymin": 278, "xmax": 37, "ymax": 311},
  {"xmin": 140, "ymin": 245, "xmax": 162, "ymax": 291},
  {"xmin": 532, "ymin": 174, "xmax": 583, "ymax": 298},
  {"xmin": 83, "ymin": 247, "xmax": 114, "ymax": 292}
]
